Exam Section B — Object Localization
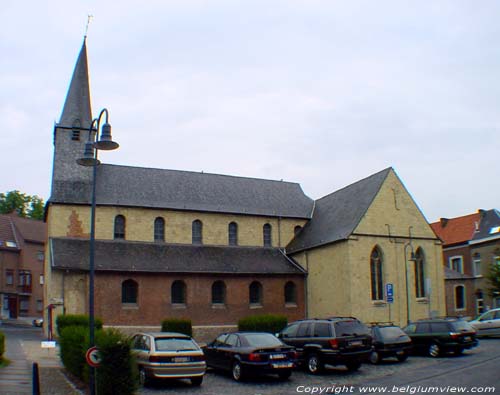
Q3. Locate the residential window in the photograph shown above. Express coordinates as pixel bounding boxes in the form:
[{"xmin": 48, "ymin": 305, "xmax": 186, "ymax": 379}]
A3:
[
  {"xmin": 284, "ymin": 281, "xmax": 297, "ymax": 305},
  {"xmin": 19, "ymin": 297, "xmax": 29, "ymax": 312},
  {"xmin": 114, "ymin": 215, "xmax": 126, "ymax": 239},
  {"xmin": 122, "ymin": 279, "xmax": 138, "ymax": 304},
  {"xmin": 19, "ymin": 270, "xmax": 32, "ymax": 287},
  {"xmin": 249, "ymin": 281, "xmax": 263, "ymax": 305},
  {"xmin": 36, "ymin": 251, "xmax": 44, "ymax": 261},
  {"xmin": 36, "ymin": 299, "xmax": 43, "ymax": 312},
  {"xmin": 449, "ymin": 256, "xmax": 463, "ymax": 273},
  {"xmin": 6, "ymin": 270, "xmax": 14, "ymax": 285},
  {"xmin": 211, "ymin": 281, "xmax": 226, "ymax": 304},
  {"xmin": 455, "ymin": 285, "xmax": 465, "ymax": 310},
  {"xmin": 171, "ymin": 280, "xmax": 187, "ymax": 304},
  {"xmin": 370, "ymin": 247, "xmax": 383, "ymax": 301},
  {"xmin": 228, "ymin": 222, "xmax": 238, "ymax": 246},
  {"xmin": 415, "ymin": 248, "xmax": 426, "ymax": 298},
  {"xmin": 476, "ymin": 291, "xmax": 484, "ymax": 315},
  {"xmin": 263, "ymin": 223, "xmax": 272, "ymax": 247},
  {"xmin": 154, "ymin": 217, "xmax": 165, "ymax": 242},
  {"xmin": 192, "ymin": 220, "xmax": 203, "ymax": 245},
  {"xmin": 473, "ymin": 259, "xmax": 481, "ymax": 277}
]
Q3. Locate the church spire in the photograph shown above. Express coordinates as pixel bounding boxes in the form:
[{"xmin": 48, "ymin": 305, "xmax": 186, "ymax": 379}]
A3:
[{"xmin": 58, "ymin": 39, "xmax": 92, "ymax": 129}]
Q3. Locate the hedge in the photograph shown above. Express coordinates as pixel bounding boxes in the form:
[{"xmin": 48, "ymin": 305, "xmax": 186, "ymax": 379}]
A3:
[
  {"xmin": 0, "ymin": 331, "xmax": 5, "ymax": 361},
  {"xmin": 56, "ymin": 314, "xmax": 103, "ymax": 336},
  {"xmin": 161, "ymin": 318, "xmax": 192, "ymax": 336},
  {"xmin": 59, "ymin": 325, "xmax": 89, "ymax": 380},
  {"xmin": 238, "ymin": 314, "xmax": 288, "ymax": 334}
]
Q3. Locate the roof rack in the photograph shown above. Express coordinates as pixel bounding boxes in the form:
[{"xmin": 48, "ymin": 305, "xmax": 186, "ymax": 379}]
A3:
[
  {"xmin": 326, "ymin": 316, "xmax": 360, "ymax": 321},
  {"xmin": 417, "ymin": 316, "xmax": 467, "ymax": 321},
  {"xmin": 368, "ymin": 321, "xmax": 395, "ymax": 327}
]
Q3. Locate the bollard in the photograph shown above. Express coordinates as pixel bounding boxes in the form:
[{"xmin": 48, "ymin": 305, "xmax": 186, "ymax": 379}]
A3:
[{"xmin": 32, "ymin": 362, "xmax": 40, "ymax": 395}]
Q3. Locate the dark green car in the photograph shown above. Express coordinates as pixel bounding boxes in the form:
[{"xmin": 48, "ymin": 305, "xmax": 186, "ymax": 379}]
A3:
[{"xmin": 403, "ymin": 319, "xmax": 478, "ymax": 357}]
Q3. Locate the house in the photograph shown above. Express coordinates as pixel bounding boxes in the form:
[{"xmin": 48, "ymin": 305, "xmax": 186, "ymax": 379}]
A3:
[
  {"xmin": 0, "ymin": 213, "xmax": 46, "ymax": 320},
  {"xmin": 43, "ymin": 40, "xmax": 446, "ymax": 336},
  {"xmin": 431, "ymin": 209, "xmax": 500, "ymax": 317}
]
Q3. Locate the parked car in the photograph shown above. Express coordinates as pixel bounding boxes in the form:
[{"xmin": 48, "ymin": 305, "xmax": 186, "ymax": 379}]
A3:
[
  {"xmin": 368, "ymin": 323, "xmax": 412, "ymax": 364},
  {"xmin": 277, "ymin": 317, "xmax": 372, "ymax": 374},
  {"xmin": 203, "ymin": 332, "xmax": 296, "ymax": 381},
  {"xmin": 469, "ymin": 308, "xmax": 500, "ymax": 338},
  {"xmin": 131, "ymin": 332, "xmax": 206, "ymax": 386},
  {"xmin": 32, "ymin": 318, "xmax": 44, "ymax": 327},
  {"xmin": 403, "ymin": 318, "xmax": 478, "ymax": 357}
]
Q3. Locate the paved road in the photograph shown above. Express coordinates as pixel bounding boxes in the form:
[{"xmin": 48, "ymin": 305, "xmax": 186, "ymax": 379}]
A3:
[{"xmin": 139, "ymin": 339, "xmax": 500, "ymax": 395}]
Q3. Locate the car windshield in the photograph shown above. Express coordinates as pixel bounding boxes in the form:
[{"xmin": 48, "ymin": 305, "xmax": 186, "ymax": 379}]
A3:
[
  {"xmin": 451, "ymin": 321, "xmax": 475, "ymax": 332},
  {"xmin": 242, "ymin": 334, "xmax": 283, "ymax": 348},
  {"xmin": 377, "ymin": 326, "xmax": 407, "ymax": 340},
  {"xmin": 334, "ymin": 321, "xmax": 370, "ymax": 336},
  {"xmin": 155, "ymin": 338, "xmax": 198, "ymax": 351}
]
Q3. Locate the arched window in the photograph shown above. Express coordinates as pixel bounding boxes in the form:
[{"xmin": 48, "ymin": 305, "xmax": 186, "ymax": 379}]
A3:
[
  {"xmin": 294, "ymin": 225, "xmax": 302, "ymax": 236},
  {"xmin": 212, "ymin": 281, "xmax": 226, "ymax": 304},
  {"xmin": 284, "ymin": 281, "xmax": 297, "ymax": 305},
  {"xmin": 171, "ymin": 280, "xmax": 187, "ymax": 304},
  {"xmin": 228, "ymin": 222, "xmax": 238, "ymax": 246},
  {"xmin": 263, "ymin": 223, "xmax": 272, "ymax": 247},
  {"xmin": 370, "ymin": 247, "xmax": 383, "ymax": 301},
  {"xmin": 154, "ymin": 217, "xmax": 165, "ymax": 242},
  {"xmin": 415, "ymin": 248, "xmax": 426, "ymax": 298},
  {"xmin": 455, "ymin": 285, "xmax": 465, "ymax": 310},
  {"xmin": 192, "ymin": 220, "xmax": 203, "ymax": 245},
  {"xmin": 249, "ymin": 281, "xmax": 263, "ymax": 305},
  {"xmin": 121, "ymin": 279, "xmax": 138, "ymax": 304},
  {"xmin": 114, "ymin": 215, "xmax": 126, "ymax": 239}
]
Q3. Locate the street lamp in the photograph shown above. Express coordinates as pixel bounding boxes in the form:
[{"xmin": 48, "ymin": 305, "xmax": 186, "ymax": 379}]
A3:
[
  {"xmin": 77, "ymin": 108, "xmax": 119, "ymax": 395},
  {"xmin": 404, "ymin": 242, "xmax": 417, "ymax": 325}
]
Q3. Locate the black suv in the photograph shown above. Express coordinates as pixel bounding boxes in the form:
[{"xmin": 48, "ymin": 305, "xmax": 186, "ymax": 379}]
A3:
[
  {"xmin": 277, "ymin": 317, "xmax": 372, "ymax": 374},
  {"xmin": 403, "ymin": 318, "xmax": 478, "ymax": 357},
  {"xmin": 369, "ymin": 323, "xmax": 412, "ymax": 364}
]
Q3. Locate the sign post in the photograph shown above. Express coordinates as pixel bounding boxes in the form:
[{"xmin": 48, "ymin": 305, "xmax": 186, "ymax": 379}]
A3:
[{"xmin": 386, "ymin": 283, "xmax": 394, "ymax": 322}]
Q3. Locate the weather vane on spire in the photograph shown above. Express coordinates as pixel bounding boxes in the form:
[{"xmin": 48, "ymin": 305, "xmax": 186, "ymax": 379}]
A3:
[{"xmin": 85, "ymin": 14, "xmax": 94, "ymax": 38}]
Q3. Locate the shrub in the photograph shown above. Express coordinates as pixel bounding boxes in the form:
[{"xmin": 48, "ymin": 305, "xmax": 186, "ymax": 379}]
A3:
[
  {"xmin": 95, "ymin": 328, "xmax": 137, "ymax": 395},
  {"xmin": 161, "ymin": 318, "xmax": 192, "ymax": 336},
  {"xmin": 0, "ymin": 331, "xmax": 4, "ymax": 361},
  {"xmin": 238, "ymin": 314, "xmax": 288, "ymax": 334},
  {"xmin": 59, "ymin": 325, "xmax": 89, "ymax": 380},
  {"xmin": 56, "ymin": 314, "xmax": 103, "ymax": 336}
]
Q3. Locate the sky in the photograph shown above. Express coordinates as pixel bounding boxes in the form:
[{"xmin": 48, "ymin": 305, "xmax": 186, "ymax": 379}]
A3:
[{"xmin": 1, "ymin": 1, "xmax": 498, "ymax": 222}]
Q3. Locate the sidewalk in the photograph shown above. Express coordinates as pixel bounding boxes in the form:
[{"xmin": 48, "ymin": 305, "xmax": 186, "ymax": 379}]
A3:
[{"xmin": 0, "ymin": 321, "xmax": 83, "ymax": 394}]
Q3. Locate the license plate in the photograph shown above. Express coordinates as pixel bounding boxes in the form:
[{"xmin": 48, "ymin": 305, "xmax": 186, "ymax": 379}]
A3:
[
  {"xmin": 174, "ymin": 357, "xmax": 190, "ymax": 363},
  {"xmin": 269, "ymin": 354, "xmax": 287, "ymax": 360},
  {"xmin": 349, "ymin": 340, "xmax": 362, "ymax": 347},
  {"xmin": 396, "ymin": 351, "xmax": 404, "ymax": 356},
  {"xmin": 464, "ymin": 336, "xmax": 471, "ymax": 342},
  {"xmin": 271, "ymin": 362, "xmax": 293, "ymax": 369}
]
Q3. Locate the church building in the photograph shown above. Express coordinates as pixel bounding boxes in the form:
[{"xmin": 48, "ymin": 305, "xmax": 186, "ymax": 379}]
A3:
[{"xmin": 44, "ymin": 40, "xmax": 445, "ymax": 337}]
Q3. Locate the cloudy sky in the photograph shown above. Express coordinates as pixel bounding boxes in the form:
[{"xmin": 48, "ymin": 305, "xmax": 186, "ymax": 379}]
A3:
[{"xmin": 1, "ymin": 1, "xmax": 498, "ymax": 222}]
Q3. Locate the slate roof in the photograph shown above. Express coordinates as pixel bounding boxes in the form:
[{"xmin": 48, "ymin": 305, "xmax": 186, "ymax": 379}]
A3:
[
  {"xmin": 50, "ymin": 237, "xmax": 306, "ymax": 275},
  {"xmin": 430, "ymin": 213, "xmax": 481, "ymax": 247},
  {"xmin": 50, "ymin": 164, "xmax": 314, "ymax": 219},
  {"xmin": 286, "ymin": 168, "xmax": 392, "ymax": 253},
  {"xmin": 471, "ymin": 209, "xmax": 500, "ymax": 242}
]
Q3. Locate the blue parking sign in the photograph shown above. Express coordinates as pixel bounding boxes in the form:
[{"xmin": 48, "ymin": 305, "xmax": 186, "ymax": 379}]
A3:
[{"xmin": 385, "ymin": 283, "xmax": 394, "ymax": 302}]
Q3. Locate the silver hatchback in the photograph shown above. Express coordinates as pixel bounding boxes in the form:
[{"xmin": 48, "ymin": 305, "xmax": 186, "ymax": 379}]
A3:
[
  {"xmin": 131, "ymin": 332, "xmax": 206, "ymax": 386},
  {"xmin": 469, "ymin": 308, "xmax": 500, "ymax": 338}
]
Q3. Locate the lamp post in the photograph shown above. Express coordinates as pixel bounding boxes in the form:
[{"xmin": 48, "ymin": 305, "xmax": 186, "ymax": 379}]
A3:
[
  {"xmin": 77, "ymin": 108, "xmax": 119, "ymax": 395},
  {"xmin": 404, "ymin": 242, "xmax": 417, "ymax": 325}
]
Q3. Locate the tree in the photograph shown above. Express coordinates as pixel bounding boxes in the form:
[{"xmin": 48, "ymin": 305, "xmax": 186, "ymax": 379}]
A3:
[
  {"xmin": 0, "ymin": 190, "xmax": 45, "ymax": 220},
  {"xmin": 487, "ymin": 255, "xmax": 500, "ymax": 297}
]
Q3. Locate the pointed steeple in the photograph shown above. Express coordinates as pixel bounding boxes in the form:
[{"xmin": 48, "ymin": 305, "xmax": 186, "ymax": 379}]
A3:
[{"xmin": 58, "ymin": 39, "xmax": 92, "ymax": 129}]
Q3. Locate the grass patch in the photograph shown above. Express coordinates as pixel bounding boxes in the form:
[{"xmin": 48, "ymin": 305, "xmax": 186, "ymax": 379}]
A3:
[{"xmin": 0, "ymin": 358, "xmax": 11, "ymax": 368}]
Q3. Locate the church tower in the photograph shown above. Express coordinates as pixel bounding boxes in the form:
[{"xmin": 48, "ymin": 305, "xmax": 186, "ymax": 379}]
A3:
[{"xmin": 50, "ymin": 39, "xmax": 93, "ymax": 200}]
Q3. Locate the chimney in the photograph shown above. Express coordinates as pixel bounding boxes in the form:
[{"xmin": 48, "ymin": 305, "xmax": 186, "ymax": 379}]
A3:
[
  {"xmin": 440, "ymin": 218, "xmax": 449, "ymax": 227},
  {"xmin": 478, "ymin": 209, "xmax": 486, "ymax": 219}
]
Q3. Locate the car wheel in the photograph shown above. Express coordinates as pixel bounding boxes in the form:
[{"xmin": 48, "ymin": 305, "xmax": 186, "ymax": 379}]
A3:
[
  {"xmin": 306, "ymin": 353, "xmax": 323, "ymax": 374},
  {"xmin": 278, "ymin": 370, "xmax": 292, "ymax": 380},
  {"xmin": 454, "ymin": 348, "xmax": 463, "ymax": 356},
  {"xmin": 369, "ymin": 351, "xmax": 381, "ymax": 364},
  {"xmin": 232, "ymin": 361, "xmax": 245, "ymax": 381},
  {"xmin": 191, "ymin": 376, "xmax": 203, "ymax": 386},
  {"xmin": 139, "ymin": 368, "xmax": 149, "ymax": 387},
  {"xmin": 396, "ymin": 352, "xmax": 408, "ymax": 362},
  {"xmin": 346, "ymin": 361, "xmax": 361, "ymax": 371},
  {"xmin": 428, "ymin": 343, "xmax": 441, "ymax": 358}
]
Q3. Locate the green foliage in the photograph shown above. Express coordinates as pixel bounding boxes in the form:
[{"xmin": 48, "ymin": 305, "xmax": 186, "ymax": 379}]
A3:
[
  {"xmin": 56, "ymin": 314, "xmax": 103, "ymax": 336},
  {"xmin": 0, "ymin": 331, "xmax": 5, "ymax": 361},
  {"xmin": 95, "ymin": 329, "xmax": 138, "ymax": 395},
  {"xmin": 487, "ymin": 257, "xmax": 500, "ymax": 296},
  {"xmin": 59, "ymin": 326, "xmax": 89, "ymax": 380},
  {"xmin": 161, "ymin": 318, "xmax": 193, "ymax": 336},
  {"xmin": 0, "ymin": 190, "xmax": 45, "ymax": 220},
  {"xmin": 238, "ymin": 314, "xmax": 288, "ymax": 334}
]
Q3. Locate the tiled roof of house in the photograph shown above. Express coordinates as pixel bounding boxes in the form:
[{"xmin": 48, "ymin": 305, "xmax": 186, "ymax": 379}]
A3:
[
  {"xmin": 0, "ymin": 213, "xmax": 46, "ymax": 247},
  {"xmin": 50, "ymin": 237, "xmax": 307, "ymax": 275},
  {"xmin": 430, "ymin": 213, "xmax": 480, "ymax": 247},
  {"xmin": 286, "ymin": 168, "xmax": 392, "ymax": 253},
  {"xmin": 50, "ymin": 164, "xmax": 314, "ymax": 219}
]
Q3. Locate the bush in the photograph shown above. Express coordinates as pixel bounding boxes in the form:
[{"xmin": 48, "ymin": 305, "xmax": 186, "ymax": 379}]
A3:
[
  {"xmin": 56, "ymin": 314, "xmax": 103, "ymax": 336},
  {"xmin": 161, "ymin": 318, "xmax": 192, "ymax": 336},
  {"xmin": 0, "ymin": 331, "xmax": 4, "ymax": 361},
  {"xmin": 95, "ymin": 328, "xmax": 137, "ymax": 395},
  {"xmin": 238, "ymin": 314, "xmax": 288, "ymax": 334},
  {"xmin": 59, "ymin": 325, "xmax": 89, "ymax": 380}
]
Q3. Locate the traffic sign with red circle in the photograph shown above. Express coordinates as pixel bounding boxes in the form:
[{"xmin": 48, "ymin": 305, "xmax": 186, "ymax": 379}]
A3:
[{"xmin": 85, "ymin": 346, "xmax": 101, "ymax": 368}]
